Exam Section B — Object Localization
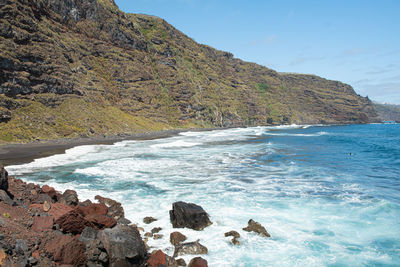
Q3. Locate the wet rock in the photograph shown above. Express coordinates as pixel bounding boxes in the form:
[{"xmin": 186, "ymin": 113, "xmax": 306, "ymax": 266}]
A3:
[
  {"xmin": 76, "ymin": 203, "xmax": 108, "ymax": 216},
  {"xmin": 147, "ymin": 250, "xmax": 167, "ymax": 267},
  {"xmin": 176, "ymin": 258, "xmax": 187, "ymax": 266},
  {"xmin": 225, "ymin": 230, "xmax": 240, "ymax": 245},
  {"xmin": 95, "ymin": 195, "xmax": 125, "ymax": 219},
  {"xmin": 0, "ymin": 189, "xmax": 14, "ymax": 206},
  {"xmin": 31, "ymin": 216, "xmax": 54, "ymax": 232},
  {"xmin": 151, "ymin": 227, "xmax": 162, "ymax": 234},
  {"xmin": 243, "ymin": 219, "xmax": 270, "ymax": 237},
  {"xmin": 188, "ymin": 257, "xmax": 208, "ymax": 267},
  {"xmin": 78, "ymin": 227, "xmax": 98, "ymax": 245},
  {"xmin": 153, "ymin": 234, "xmax": 163, "ymax": 240},
  {"xmin": 59, "ymin": 189, "xmax": 79, "ymax": 206},
  {"xmin": 43, "ymin": 200, "xmax": 51, "ymax": 212},
  {"xmin": 117, "ymin": 217, "xmax": 132, "ymax": 225},
  {"xmin": 173, "ymin": 240, "xmax": 208, "ymax": 257},
  {"xmin": 144, "ymin": 232, "xmax": 153, "ymax": 238},
  {"xmin": 170, "ymin": 202, "xmax": 212, "ymax": 231},
  {"xmin": 170, "ymin": 232, "xmax": 187, "ymax": 246},
  {"xmin": 0, "ymin": 165, "xmax": 8, "ymax": 192},
  {"xmin": 85, "ymin": 214, "xmax": 117, "ymax": 230},
  {"xmin": 143, "ymin": 216, "xmax": 157, "ymax": 224},
  {"xmin": 55, "ymin": 209, "xmax": 89, "ymax": 235},
  {"xmin": 98, "ymin": 224, "xmax": 147, "ymax": 267}
]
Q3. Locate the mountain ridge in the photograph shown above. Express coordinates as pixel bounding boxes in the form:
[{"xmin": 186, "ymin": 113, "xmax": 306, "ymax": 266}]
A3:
[{"xmin": 0, "ymin": 0, "xmax": 379, "ymax": 143}]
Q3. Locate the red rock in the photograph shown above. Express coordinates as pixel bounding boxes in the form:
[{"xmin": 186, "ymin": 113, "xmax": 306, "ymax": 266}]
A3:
[
  {"xmin": 30, "ymin": 203, "xmax": 73, "ymax": 220},
  {"xmin": 45, "ymin": 235, "xmax": 87, "ymax": 266},
  {"xmin": 188, "ymin": 257, "xmax": 208, "ymax": 267},
  {"xmin": 55, "ymin": 210, "xmax": 90, "ymax": 235},
  {"xmin": 84, "ymin": 214, "xmax": 116, "ymax": 230},
  {"xmin": 147, "ymin": 250, "xmax": 167, "ymax": 267},
  {"xmin": 76, "ymin": 203, "xmax": 108, "ymax": 216},
  {"xmin": 170, "ymin": 231, "xmax": 187, "ymax": 246},
  {"xmin": 41, "ymin": 185, "xmax": 61, "ymax": 200},
  {"xmin": 32, "ymin": 250, "xmax": 40, "ymax": 259},
  {"xmin": 41, "ymin": 185, "xmax": 55, "ymax": 194},
  {"xmin": 31, "ymin": 216, "xmax": 54, "ymax": 231}
]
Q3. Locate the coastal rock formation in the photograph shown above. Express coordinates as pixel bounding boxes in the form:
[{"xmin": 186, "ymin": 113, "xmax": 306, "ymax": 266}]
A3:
[
  {"xmin": 143, "ymin": 216, "xmax": 158, "ymax": 224},
  {"xmin": 225, "ymin": 230, "xmax": 241, "ymax": 245},
  {"xmin": 95, "ymin": 195, "xmax": 125, "ymax": 219},
  {"xmin": 98, "ymin": 224, "xmax": 147, "ymax": 266},
  {"xmin": 147, "ymin": 249, "xmax": 167, "ymax": 267},
  {"xmin": 170, "ymin": 231, "xmax": 187, "ymax": 246},
  {"xmin": 173, "ymin": 240, "xmax": 208, "ymax": 257},
  {"xmin": 59, "ymin": 189, "xmax": 79, "ymax": 206},
  {"xmin": 0, "ymin": 0, "xmax": 380, "ymax": 143},
  {"xmin": 188, "ymin": 257, "xmax": 208, "ymax": 267},
  {"xmin": 170, "ymin": 201, "xmax": 212, "ymax": 230},
  {"xmin": 243, "ymin": 219, "xmax": 270, "ymax": 238},
  {"xmin": 0, "ymin": 165, "xmax": 8, "ymax": 192}
]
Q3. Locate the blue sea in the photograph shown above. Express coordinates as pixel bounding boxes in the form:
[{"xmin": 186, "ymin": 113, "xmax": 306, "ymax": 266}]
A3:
[{"xmin": 7, "ymin": 124, "xmax": 400, "ymax": 266}]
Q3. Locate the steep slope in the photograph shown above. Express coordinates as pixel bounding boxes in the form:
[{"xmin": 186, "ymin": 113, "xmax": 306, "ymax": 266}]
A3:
[
  {"xmin": 0, "ymin": 0, "xmax": 379, "ymax": 143},
  {"xmin": 374, "ymin": 103, "xmax": 400, "ymax": 121}
]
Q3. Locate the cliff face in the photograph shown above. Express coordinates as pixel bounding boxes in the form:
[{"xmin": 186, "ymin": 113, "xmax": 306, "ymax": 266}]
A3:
[
  {"xmin": 0, "ymin": 0, "xmax": 379, "ymax": 142},
  {"xmin": 374, "ymin": 103, "xmax": 400, "ymax": 121}
]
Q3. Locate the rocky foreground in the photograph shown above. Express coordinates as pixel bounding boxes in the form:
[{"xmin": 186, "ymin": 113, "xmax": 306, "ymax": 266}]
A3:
[{"xmin": 0, "ymin": 165, "xmax": 270, "ymax": 266}]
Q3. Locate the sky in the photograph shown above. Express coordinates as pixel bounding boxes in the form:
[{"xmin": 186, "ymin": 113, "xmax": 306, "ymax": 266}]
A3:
[{"xmin": 115, "ymin": 0, "xmax": 400, "ymax": 104}]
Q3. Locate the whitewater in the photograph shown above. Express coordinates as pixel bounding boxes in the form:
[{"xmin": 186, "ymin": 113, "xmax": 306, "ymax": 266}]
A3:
[{"xmin": 6, "ymin": 124, "xmax": 400, "ymax": 266}]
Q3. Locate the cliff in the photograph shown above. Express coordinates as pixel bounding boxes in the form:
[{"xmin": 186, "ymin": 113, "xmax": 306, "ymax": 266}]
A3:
[
  {"xmin": 374, "ymin": 103, "xmax": 400, "ymax": 122},
  {"xmin": 0, "ymin": 0, "xmax": 379, "ymax": 142}
]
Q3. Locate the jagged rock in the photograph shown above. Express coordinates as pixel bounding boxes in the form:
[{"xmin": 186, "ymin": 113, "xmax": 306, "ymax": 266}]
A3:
[
  {"xmin": 225, "ymin": 230, "xmax": 240, "ymax": 245},
  {"xmin": 188, "ymin": 257, "xmax": 208, "ymax": 267},
  {"xmin": 41, "ymin": 185, "xmax": 60, "ymax": 200},
  {"xmin": 78, "ymin": 227, "xmax": 98, "ymax": 245},
  {"xmin": 0, "ymin": 189, "xmax": 14, "ymax": 206},
  {"xmin": 59, "ymin": 189, "xmax": 79, "ymax": 206},
  {"xmin": 117, "ymin": 217, "xmax": 132, "ymax": 225},
  {"xmin": 173, "ymin": 240, "xmax": 208, "ymax": 257},
  {"xmin": 243, "ymin": 219, "xmax": 270, "ymax": 237},
  {"xmin": 0, "ymin": 166, "xmax": 8, "ymax": 192},
  {"xmin": 169, "ymin": 202, "xmax": 212, "ymax": 230},
  {"xmin": 143, "ymin": 216, "xmax": 157, "ymax": 224},
  {"xmin": 147, "ymin": 250, "xmax": 167, "ymax": 267},
  {"xmin": 98, "ymin": 224, "xmax": 147, "ymax": 267},
  {"xmin": 86, "ymin": 239, "xmax": 109, "ymax": 267},
  {"xmin": 30, "ymin": 202, "xmax": 73, "ymax": 220},
  {"xmin": 31, "ymin": 216, "xmax": 54, "ymax": 232},
  {"xmin": 76, "ymin": 203, "xmax": 108, "ymax": 216},
  {"xmin": 176, "ymin": 258, "xmax": 187, "ymax": 266},
  {"xmin": 151, "ymin": 227, "xmax": 162, "ymax": 234},
  {"xmin": 15, "ymin": 239, "xmax": 29, "ymax": 256},
  {"xmin": 170, "ymin": 232, "xmax": 187, "ymax": 246},
  {"xmin": 46, "ymin": 235, "xmax": 87, "ymax": 266},
  {"xmin": 95, "ymin": 195, "xmax": 125, "ymax": 219},
  {"xmin": 85, "ymin": 214, "xmax": 117, "ymax": 230},
  {"xmin": 55, "ymin": 210, "xmax": 89, "ymax": 235},
  {"xmin": 31, "ymin": 193, "xmax": 52, "ymax": 204}
]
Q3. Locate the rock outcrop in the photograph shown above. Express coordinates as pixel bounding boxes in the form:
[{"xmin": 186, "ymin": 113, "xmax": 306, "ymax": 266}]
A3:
[
  {"xmin": 0, "ymin": 0, "xmax": 380, "ymax": 143},
  {"xmin": 170, "ymin": 202, "xmax": 212, "ymax": 231},
  {"xmin": 243, "ymin": 219, "xmax": 270, "ymax": 238},
  {"xmin": 173, "ymin": 240, "xmax": 208, "ymax": 257}
]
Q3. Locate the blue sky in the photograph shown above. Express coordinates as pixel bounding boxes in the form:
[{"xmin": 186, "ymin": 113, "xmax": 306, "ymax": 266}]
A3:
[{"xmin": 115, "ymin": 0, "xmax": 400, "ymax": 104}]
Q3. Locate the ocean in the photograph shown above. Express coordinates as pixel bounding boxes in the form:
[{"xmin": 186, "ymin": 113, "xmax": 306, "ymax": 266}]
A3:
[{"xmin": 6, "ymin": 124, "xmax": 400, "ymax": 266}]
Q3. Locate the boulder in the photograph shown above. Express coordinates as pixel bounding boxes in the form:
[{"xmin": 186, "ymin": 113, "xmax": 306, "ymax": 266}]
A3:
[
  {"xmin": 188, "ymin": 257, "xmax": 208, "ymax": 267},
  {"xmin": 59, "ymin": 189, "xmax": 79, "ymax": 206},
  {"xmin": 242, "ymin": 219, "xmax": 270, "ymax": 237},
  {"xmin": 31, "ymin": 193, "xmax": 52, "ymax": 204},
  {"xmin": 169, "ymin": 202, "xmax": 212, "ymax": 231},
  {"xmin": 173, "ymin": 240, "xmax": 208, "ymax": 257},
  {"xmin": 41, "ymin": 185, "xmax": 60, "ymax": 200},
  {"xmin": 85, "ymin": 214, "xmax": 117, "ymax": 230},
  {"xmin": 86, "ymin": 239, "xmax": 109, "ymax": 267},
  {"xmin": 98, "ymin": 224, "xmax": 147, "ymax": 267},
  {"xmin": 176, "ymin": 258, "xmax": 186, "ymax": 266},
  {"xmin": 151, "ymin": 227, "xmax": 162, "ymax": 234},
  {"xmin": 117, "ymin": 217, "xmax": 132, "ymax": 225},
  {"xmin": 76, "ymin": 203, "xmax": 108, "ymax": 216},
  {"xmin": 153, "ymin": 234, "xmax": 163, "ymax": 240},
  {"xmin": 55, "ymin": 210, "xmax": 89, "ymax": 235},
  {"xmin": 78, "ymin": 227, "xmax": 98, "ymax": 245},
  {"xmin": 46, "ymin": 235, "xmax": 87, "ymax": 266},
  {"xmin": 147, "ymin": 250, "xmax": 167, "ymax": 267},
  {"xmin": 143, "ymin": 216, "xmax": 157, "ymax": 224},
  {"xmin": 95, "ymin": 195, "xmax": 124, "ymax": 219},
  {"xmin": 170, "ymin": 232, "xmax": 187, "ymax": 246},
  {"xmin": 0, "ymin": 189, "xmax": 14, "ymax": 206},
  {"xmin": 225, "ymin": 230, "xmax": 240, "ymax": 245},
  {"xmin": 0, "ymin": 166, "xmax": 8, "ymax": 192},
  {"xmin": 31, "ymin": 216, "xmax": 54, "ymax": 232}
]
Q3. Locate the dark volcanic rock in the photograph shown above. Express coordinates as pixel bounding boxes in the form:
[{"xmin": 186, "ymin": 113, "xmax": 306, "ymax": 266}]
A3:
[
  {"xmin": 31, "ymin": 193, "xmax": 52, "ymax": 204},
  {"xmin": 173, "ymin": 240, "xmax": 208, "ymax": 257},
  {"xmin": 86, "ymin": 239, "xmax": 109, "ymax": 267},
  {"xmin": 170, "ymin": 202, "xmax": 212, "ymax": 230},
  {"xmin": 78, "ymin": 226, "xmax": 98, "ymax": 245},
  {"xmin": 188, "ymin": 257, "xmax": 208, "ymax": 267},
  {"xmin": 98, "ymin": 224, "xmax": 147, "ymax": 267},
  {"xmin": 59, "ymin": 189, "xmax": 79, "ymax": 206},
  {"xmin": 55, "ymin": 210, "xmax": 89, "ymax": 235},
  {"xmin": 0, "ymin": 166, "xmax": 8, "ymax": 192},
  {"xmin": 143, "ymin": 216, "xmax": 157, "ymax": 224},
  {"xmin": 170, "ymin": 231, "xmax": 187, "ymax": 246},
  {"xmin": 176, "ymin": 258, "xmax": 187, "ymax": 266},
  {"xmin": 225, "ymin": 230, "xmax": 240, "ymax": 245},
  {"xmin": 243, "ymin": 219, "xmax": 270, "ymax": 237},
  {"xmin": 0, "ymin": 189, "xmax": 14, "ymax": 206}
]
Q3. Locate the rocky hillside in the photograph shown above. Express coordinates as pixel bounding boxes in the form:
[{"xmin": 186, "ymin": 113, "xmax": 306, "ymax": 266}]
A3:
[
  {"xmin": 374, "ymin": 103, "xmax": 400, "ymax": 121},
  {"xmin": 0, "ymin": 0, "xmax": 379, "ymax": 143}
]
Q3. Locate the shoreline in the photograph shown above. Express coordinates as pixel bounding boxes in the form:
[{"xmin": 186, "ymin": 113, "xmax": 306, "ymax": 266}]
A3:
[{"xmin": 0, "ymin": 127, "xmax": 229, "ymax": 166}]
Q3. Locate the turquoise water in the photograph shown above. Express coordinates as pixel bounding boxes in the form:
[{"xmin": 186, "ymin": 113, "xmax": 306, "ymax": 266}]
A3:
[{"xmin": 7, "ymin": 124, "xmax": 400, "ymax": 266}]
